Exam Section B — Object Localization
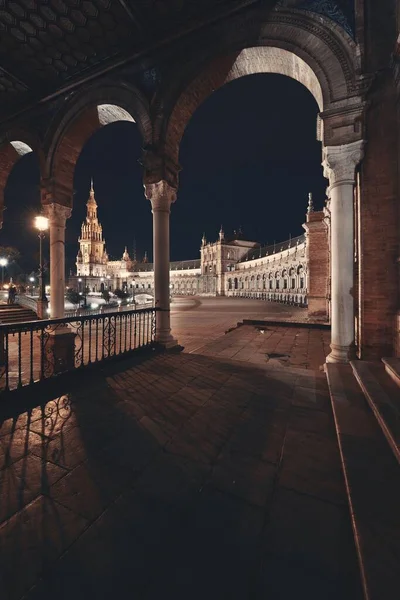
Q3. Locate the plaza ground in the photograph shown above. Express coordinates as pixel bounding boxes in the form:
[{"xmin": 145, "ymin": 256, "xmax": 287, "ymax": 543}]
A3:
[{"xmin": 0, "ymin": 298, "xmax": 365, "ymax": 599}]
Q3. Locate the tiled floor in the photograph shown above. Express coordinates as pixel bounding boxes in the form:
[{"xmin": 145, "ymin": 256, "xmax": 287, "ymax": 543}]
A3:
[{"xmin": 0, "ymin": 314, "xmax": 362, "ymax": 600}]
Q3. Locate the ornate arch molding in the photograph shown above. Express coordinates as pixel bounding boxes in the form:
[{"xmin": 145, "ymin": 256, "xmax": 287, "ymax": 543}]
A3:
[
  {"xmin": 157, "ymin": 7, "xmax": 365, "ymax": 170},
  {"xmin": 44, "ymin": 81, "xmax": 152, "ymax": 207}
]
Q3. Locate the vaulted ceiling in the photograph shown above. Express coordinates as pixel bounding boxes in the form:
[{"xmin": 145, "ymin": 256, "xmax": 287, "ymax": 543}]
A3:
[{"xmin": 0, "ymin": 0, "xmax": 355, "ymax": 125}]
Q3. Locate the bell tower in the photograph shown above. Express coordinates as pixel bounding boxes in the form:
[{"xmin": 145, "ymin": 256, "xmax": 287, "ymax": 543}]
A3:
[{"xmin": 76, "ymin": 179, "xmax": 107, "ymax": 277}]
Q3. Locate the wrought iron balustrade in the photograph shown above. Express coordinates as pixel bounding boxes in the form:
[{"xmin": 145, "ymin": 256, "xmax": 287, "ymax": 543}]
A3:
[{"xmin": 0, "ymin": 307, "xmax": 156, "ymax": 393}]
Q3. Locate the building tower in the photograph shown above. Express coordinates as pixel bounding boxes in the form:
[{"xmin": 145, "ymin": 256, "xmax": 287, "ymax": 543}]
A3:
[{"xmin": 76, "ymin": 179, "xmax": 107, "ymax": 277}]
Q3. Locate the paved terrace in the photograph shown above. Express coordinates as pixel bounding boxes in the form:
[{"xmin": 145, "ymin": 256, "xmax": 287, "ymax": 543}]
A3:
[{"xmin": 0, "ymin": 299, "xmax": 363, "ymax": 599}]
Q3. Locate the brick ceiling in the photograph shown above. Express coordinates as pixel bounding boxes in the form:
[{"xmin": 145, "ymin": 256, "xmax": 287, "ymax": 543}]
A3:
[
  {"xmin": 0, "ymin": 0, "xmax": 265, "ymax": 121},
  {"xmin": 0, "ymin": 0, "xmax": 355, "ymax": 124}
]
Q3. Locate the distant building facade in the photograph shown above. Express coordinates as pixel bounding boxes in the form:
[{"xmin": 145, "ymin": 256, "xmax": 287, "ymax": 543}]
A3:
[{"xmin": 71, "ymin": 184, "xmax": 329, "ymax": 314}]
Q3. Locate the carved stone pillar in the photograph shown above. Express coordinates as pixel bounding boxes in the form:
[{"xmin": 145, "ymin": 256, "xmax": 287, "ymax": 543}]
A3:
[
  {"xmin": 323, "ymin": 140, "xmax": 364, "ymax": 363},
  {"xmin": 144, "ymin": 180, "xmax": 178, "ymax": 348},
  {"xmin": 44, "ymin": 203, "xmax": 71, "ymax": 319}
]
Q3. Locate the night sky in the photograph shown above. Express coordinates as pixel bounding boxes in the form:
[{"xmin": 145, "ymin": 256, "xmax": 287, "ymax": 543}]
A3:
[{"xmin": 2, "ymin": 73, "xmax": 327, "ymax": 275}]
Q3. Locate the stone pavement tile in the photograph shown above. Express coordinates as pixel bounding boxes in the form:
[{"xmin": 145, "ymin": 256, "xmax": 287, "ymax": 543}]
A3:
[
  {"xmin": 0, "ymin": 455, "xmax": 67, "ymax": 525},
  {"xmin": 30, "ymin": 424, "xmax": 108, "ymax": 470},
  {"xmin": 133, "ymin": 452, "xmax": 209, "ymax": 509},
  {"xmin": 0, "ymin": 466, "xmax": 35, "ymax": 525},
  {"xmin": 12, "ymin": 453, "xmax": 67, "ymax": 494},
  {"xmin": 164, "ymin": 411, "xmax": 237, "ymax": 465},
  {"xmin": 96, "ymin": 421, "xmax": 159, "ymax": 474},
  {"xmin": 222, "ymin": 409, "xmax": 288, "ymax": 465},
  {"xmin": 210, "ymin": 453, "xmax": 277, "ymax": 507},
  {"xmin": 0, "ymin": 495, "xmax": 88, "ymax": 600},
  {"xmin": 279, "ymin": 429, "xmax": 347, "ymax": 505},
  {"xmin": 0, "ymin": 429, "xmax": 45, "ymax": 471},
  {"xmin": 255, "ymin": 551, "xmax": 362, "ymax": 600},
  {"xmin": 48, "ymin": 457, "xmax": 134, "ymax": 521},
  {"xmin": 28, "ymin": 397, "xmax": 78, "ymax": 439},
  {"xmin": 288, "ymin": 405, "xmax": 334, "ymax": 436},
  {"xmin": 175, "ymin": 384, "xmax": 215, "ymax": 405},
  {"xmin": 23, "ymin": 495, "xmax": 154, "ymax": 600},
  {"xmin": 295, "ymin": 371, "xmax": 328, "ymax": 391},
  {"xmin": 140, "ymin": 487, "xmax": 265, "ymax": 600},
  {"xmin": 261, "ymin": 488, "xmax": 362, "ymax": 597},
  {"xmin": 292, "ymin": 385, "xmax": 331, "ymax": 411},
  {"xmin": 0, "ymin": 407, "xmax": 44, "ymax": 439},
  {"xmin": 248, "ymin": 391, "xmax": 291, "ymax": 413}
]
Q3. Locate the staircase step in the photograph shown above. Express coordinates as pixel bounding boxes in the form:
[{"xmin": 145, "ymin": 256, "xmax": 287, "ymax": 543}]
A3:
[
  {"xmin": 382, "ymin": 357, "xmax": 400, "ymax": 388},
  {"xmin": 326, "ymin": 363, "xmax": 400, "ymax": 600},
  {"xmin": 351, "ymin": 361, "xmax": 400, "ymax": 465},
  {"xmin": 0, "ymin": 304, "xmax": 38, "ymax": 324}
]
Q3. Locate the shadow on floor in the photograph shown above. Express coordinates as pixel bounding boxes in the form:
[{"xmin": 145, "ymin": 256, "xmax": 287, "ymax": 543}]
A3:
[{"xmin": 0, "ymin": 350, "xmax": 362, "ymax": 600}]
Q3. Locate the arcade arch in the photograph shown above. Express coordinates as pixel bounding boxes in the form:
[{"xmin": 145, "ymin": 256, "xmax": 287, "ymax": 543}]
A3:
[
  {"xmin": 153, "ymin": 22, "xmax": 365, "ymax": 361},
  {"xmin": 41, "ymin": 84, "xmax": 151, "ymax": 320}
]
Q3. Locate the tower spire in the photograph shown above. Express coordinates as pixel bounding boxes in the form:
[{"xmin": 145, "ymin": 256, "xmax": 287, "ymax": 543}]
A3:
[{"xmin": 307, "ymin": 192, "xmax": 314, "ymax": 213}]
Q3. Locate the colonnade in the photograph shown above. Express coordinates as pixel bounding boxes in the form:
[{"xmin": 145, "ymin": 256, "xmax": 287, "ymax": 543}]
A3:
[{"xmin": 43, "ymin": 139, "xmax": 363, "ymax": 363}]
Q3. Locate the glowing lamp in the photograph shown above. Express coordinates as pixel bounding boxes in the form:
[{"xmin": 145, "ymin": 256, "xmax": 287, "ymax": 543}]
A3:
[{"xmin": 34, "ymin": 215, "xmax": 49, "ymax": 232}]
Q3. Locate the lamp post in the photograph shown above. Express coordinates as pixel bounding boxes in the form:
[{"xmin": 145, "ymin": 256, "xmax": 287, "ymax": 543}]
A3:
[
  {"xmin": 29, "ymin": 276, "xmax": 35, "ymax": 296},
  {"xmin": 78, "ymin": 276, "xmax": 88, "ymax": 308},
  {"xmin": 0, "ymin": 258, "xmax": 8, "ymax": 286},
  {"xmin": 34, "ymin": 215, "xmax": 49, "ymax": 306}
]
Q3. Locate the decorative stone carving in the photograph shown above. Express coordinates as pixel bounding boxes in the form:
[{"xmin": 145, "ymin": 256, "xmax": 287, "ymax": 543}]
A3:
[
  {"xmin": 322, "ymin": 140, "xmax": 365, "ymax": 188},
  {"xmin": 141, "ymin": 147, "xmax": 181, "ymax": 188},
  {"xmin": 44, "ymin": 203, "xmax": 72, "ymax": 228},
  {"xmin": 144, "ymin": 180, "xmax": 177, "ymax": 213}
]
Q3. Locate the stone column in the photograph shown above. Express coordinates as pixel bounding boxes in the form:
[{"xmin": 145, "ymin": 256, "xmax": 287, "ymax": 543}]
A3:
[
  {"xmin": 144, "ymin": 181, "xmax": 178, "ymax": 348},
  {"xmin": 45, "ymin": 203, "xmax": 71, "ymax": 319},
  {"xmin": 323, "ymin": 140, "xmax": 364, "ymax": 363}
]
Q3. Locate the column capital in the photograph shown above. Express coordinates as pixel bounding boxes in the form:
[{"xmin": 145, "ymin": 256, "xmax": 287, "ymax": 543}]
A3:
[
  {"xmin": 44, "ymin": 202, "xmax": 72, "ymax": 227},
  {"xmin": 322, "ymin": 140, "xmax": 365, "ymax": 190},
  {"xmin": 144, "ymin": 180, "xmax": 177, "ymax": 213}
]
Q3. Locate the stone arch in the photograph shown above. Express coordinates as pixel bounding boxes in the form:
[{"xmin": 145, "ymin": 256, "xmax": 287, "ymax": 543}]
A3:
[
  {"xmin": 160, "ymin": 8, "xmax": 363, "ymax": 167},
  {"xmin": 45, "ymin": 82, "xmax": 151, "ymax": 207},
  {"xmin": 0, "ymin": 130, "xmax": 45, "ymax": 226}
]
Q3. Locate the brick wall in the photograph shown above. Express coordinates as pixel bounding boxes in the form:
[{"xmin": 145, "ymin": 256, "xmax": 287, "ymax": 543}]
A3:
[
  {"xmin": 303, "ymin": 211, "xmax": 329, "ymax": 319},
  {"xmin": 359, "ymin": 75, "xmax": 399, "ymax": 359}
]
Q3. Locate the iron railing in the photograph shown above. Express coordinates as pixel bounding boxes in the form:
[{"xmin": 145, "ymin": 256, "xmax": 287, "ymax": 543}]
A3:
[{"xmin": 0, "ymin": 306, "xmax": 156, "ymax": 393}]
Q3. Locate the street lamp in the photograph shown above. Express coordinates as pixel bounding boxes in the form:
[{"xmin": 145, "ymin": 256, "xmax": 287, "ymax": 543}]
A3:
[
  {"xmin": 34, "ymin": 215, "xmax": 49, "ymax": 303},
  {"xmin": 29, "ymin": 276, "xmax": 35, "ymax": 296},
  {"xmin": 0, "ymin": 258, "xmax": 7, "ymax": 286},
  {"xmin": 78, "ymin": 276, "xmax": 88, "ymax": 307}
]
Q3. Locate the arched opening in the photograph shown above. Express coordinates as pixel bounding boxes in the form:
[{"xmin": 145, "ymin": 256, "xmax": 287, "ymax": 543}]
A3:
[
  {"xmin": 1, "ymin": 145, "xmax": 42, "ymax": 291},
  {"xmin": 43, "ymin": 90, "xmax": 151, "ymax": 318}
]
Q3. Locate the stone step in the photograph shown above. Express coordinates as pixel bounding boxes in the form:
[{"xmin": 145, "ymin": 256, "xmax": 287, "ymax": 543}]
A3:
[
  {"xmin": 326, "ymin": 363, "xmax": 400, "ymax": 600},
  {"xmin": 0, "ymin": 304, "xmax": 38, "ymax": 324},
  {"xmin": 350, "ymin": 361, "xmax": 400, "ymax": 465},
  {"xmin": 382, "ymin": 357, "xmax": 400, "ymax": 388}
]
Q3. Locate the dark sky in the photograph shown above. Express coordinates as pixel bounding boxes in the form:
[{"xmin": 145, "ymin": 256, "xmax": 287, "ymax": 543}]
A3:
[{"xmin": 2, "ymin": 73, "xmax": 327, "ymax": 274}]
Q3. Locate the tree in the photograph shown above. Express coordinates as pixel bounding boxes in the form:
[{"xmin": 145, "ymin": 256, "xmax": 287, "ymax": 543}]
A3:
[
  {"xmin": 0, "ymin": 246, "xmax": 20, "ymax": 263},
  {"xmin": 114, "ymin": 288, "xmax": 128, "ymax": 300},
  {"xmin": 66, "ymin": 288, "xmax": 81, "ymax": 307},
  {"xmin": 101, "ymin": 289, "xmax": 111, "ymax": 304}
]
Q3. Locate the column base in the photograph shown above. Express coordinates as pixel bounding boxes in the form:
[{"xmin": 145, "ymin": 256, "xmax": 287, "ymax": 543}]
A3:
[
  {"xmin": 326, "ymin": 343, "xmax": 356, "ymax": 364},
  {"xmin": 155, "ymin": 330, "xmax": 182, "ymax": 351}
]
